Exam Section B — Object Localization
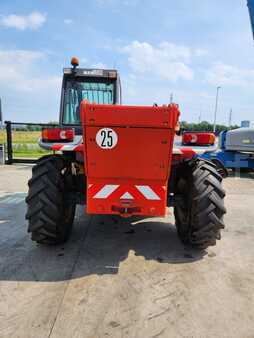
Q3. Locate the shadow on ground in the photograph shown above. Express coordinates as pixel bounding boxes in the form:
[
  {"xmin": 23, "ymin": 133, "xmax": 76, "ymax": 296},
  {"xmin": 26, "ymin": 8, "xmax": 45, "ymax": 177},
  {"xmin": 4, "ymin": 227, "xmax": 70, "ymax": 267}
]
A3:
[{"xmin": 0, "ymin": 210, "xmax": 207, "ymax": 282}]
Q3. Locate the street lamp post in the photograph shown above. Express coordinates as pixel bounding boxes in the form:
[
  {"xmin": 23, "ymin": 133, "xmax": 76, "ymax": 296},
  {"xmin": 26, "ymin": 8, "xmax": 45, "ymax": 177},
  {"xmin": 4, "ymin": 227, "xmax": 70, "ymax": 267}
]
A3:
[
  {"xmin": 213, "ymin": 86, "xmax": 221, "ymax": 133},
  {"xmin": 229, "ymin": 109, "xmax": 232, "ymax": 127}
]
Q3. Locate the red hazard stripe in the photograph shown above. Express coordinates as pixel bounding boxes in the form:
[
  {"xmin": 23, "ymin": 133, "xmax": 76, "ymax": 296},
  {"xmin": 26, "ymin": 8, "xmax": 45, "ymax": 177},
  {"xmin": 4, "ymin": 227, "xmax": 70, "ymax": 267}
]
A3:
[
  {"xmin": 50, "ymin": 144, "xmax": 84, "ymax": 151},
  {"xmin": 148, "ymin": 185, "xmax": 167, "ymax": 199},
  {"xmin": 87, "ymin": 183, "xmax": 106, "ymax": 198},
  {"xmin": 111, "ymin": 185, "xmax": 147, "ymax": 200},
  {"xmin": 51, "ymin": 144, "xmax": 63, "ymax": 151},
  {"xmin": 181, "ymin": 148, "xmax": 197, "ymax": 158}
]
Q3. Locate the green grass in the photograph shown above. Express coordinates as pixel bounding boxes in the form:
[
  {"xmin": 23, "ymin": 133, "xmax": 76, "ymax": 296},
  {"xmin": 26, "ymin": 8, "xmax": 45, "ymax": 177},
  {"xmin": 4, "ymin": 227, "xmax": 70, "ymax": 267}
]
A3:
[
  {"xmin": 0, "ymin": 130, "xmax": 51, "ymax": 159},
  {"xmin": 0, "ymin": 129, "xmax": 6, "ymax": 144},
  {"xmin": 0, "ymin": 130, "xmax": 41, "ymax": 143}
]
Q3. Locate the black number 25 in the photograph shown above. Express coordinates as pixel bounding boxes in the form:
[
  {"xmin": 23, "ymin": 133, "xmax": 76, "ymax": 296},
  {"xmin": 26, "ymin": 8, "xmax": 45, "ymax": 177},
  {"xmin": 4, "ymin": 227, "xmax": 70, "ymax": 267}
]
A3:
[{"xmin": 101, "ymin": 130, "xmax": 113, "ymax": 148}]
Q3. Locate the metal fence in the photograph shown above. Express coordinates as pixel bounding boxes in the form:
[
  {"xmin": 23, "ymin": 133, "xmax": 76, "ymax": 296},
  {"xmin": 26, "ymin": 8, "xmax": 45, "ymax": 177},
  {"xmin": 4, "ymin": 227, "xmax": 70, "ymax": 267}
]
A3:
[
  {"xmin": 0, "ymin": 143, "xmax": 4, "ymax": 164},
  {"xmin": 3, "ymin": 121, "xmax": 57, "ymax": 164}
]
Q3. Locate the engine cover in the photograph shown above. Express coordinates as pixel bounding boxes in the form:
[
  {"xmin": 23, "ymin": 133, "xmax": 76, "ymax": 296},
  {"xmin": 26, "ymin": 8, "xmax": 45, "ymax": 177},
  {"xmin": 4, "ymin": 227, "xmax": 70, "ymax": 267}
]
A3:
[{"xmin": 225, "ymin": 128, "xmax": 254, "ymax": 152}]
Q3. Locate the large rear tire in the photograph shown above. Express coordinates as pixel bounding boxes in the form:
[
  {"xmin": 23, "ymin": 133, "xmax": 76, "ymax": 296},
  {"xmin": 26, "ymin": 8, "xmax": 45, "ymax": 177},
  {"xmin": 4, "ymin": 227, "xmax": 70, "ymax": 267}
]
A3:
[
  {"xmin": 26, "ymin": 155, "xmax": 76, "ymax": 244},
  {"xmin": 174, "ymin": 158, "xmax": 226, "ymax": 249}
]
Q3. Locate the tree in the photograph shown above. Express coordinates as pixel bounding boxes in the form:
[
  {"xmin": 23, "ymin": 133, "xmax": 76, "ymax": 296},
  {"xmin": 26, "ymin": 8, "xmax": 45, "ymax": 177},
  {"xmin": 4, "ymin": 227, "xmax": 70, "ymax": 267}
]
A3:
[{"xmin": 180, "ymin": 121, "xmax": 239, "ymax": 134}]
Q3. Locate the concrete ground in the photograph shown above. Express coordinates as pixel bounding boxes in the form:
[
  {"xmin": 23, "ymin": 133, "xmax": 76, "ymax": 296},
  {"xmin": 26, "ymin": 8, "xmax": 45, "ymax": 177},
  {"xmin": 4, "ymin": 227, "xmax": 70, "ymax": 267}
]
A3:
[{"xmin": 0, "ymin": 164, "xmax": 254, "ymax": 338}]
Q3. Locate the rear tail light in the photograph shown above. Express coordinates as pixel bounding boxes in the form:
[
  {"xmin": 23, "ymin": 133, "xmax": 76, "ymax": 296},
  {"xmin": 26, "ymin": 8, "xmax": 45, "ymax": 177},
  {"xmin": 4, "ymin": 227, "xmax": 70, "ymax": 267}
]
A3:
[
  {"xmin": 209, "ymin": 133, "xmax": 216, "ymax": 144},
  {"xmin": 42, "ymin": 128, "xmax": 75, "ymax": 142}
]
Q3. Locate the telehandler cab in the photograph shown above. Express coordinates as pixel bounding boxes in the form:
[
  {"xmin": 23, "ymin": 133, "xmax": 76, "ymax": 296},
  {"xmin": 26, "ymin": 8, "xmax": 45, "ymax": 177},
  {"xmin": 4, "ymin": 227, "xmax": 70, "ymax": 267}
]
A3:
[{"xmin": 26, "ymin": 57, "xmax": 226, "ymax": 249}]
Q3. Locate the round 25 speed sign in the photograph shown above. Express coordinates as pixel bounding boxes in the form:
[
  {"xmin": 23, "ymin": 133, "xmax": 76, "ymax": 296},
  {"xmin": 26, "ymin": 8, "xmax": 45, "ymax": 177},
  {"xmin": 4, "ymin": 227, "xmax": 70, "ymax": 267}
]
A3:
[{"xmin": 96, "ymin": 128, "xmax": 118, "ymax": 149}]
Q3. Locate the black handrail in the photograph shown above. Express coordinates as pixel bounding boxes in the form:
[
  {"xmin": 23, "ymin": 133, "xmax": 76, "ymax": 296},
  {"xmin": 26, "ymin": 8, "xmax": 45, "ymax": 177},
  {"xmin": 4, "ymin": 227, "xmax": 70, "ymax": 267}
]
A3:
[
  {"xmin": 5, "ymin": 121, "xmax": 13, "ymax": 164},
  {"xmin": 4, "ymin": 121, "xmax": 58, "ymax": 165},
  {"xmin": 4, "ymin": 121, "xmax": 58, "ymax": 126}
]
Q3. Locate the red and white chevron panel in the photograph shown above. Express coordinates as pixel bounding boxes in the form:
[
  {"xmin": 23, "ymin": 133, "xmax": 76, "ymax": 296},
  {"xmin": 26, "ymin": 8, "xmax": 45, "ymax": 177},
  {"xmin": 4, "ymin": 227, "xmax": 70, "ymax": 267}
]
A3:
[
  {"xmin": 87, "ymin": 181, "xmax": 167, "ymax": 216},
  {"xmin": 89, "ymin": 184, "xmax": 165, "ymax": 200},
  {"xmin": 51, "ymin": 144, "xmax": 83, "ymax": 152}
]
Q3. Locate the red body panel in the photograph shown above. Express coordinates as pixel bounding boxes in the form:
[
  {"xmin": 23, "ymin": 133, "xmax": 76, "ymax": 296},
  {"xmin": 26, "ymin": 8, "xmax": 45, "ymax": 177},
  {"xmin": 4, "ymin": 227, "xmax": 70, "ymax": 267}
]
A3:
[
  {"xmin": 81, "ymin": 103, "xmax": 179, "ymax": 128},
  {"xmin": 182, "ymin": 132, "xmax": 215, "ymax": 145},
  {"xmin": 84, "ymin": 126, "xmax": 174, "ymax": 180},
  {"xmin": 81, "ymin": 102, "xmax": 180, "ymax": 217}
]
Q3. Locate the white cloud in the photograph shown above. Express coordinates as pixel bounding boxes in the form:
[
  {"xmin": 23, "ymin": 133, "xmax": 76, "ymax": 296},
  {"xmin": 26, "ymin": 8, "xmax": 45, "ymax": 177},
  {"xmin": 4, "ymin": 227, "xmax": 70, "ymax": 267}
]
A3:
[
  {"xmin": 0, "ymin": 49, "xmax": 44, "ymax": 63},
  {"xmin": 0, "ymin": 48, "xmax": 61, "ymax": 121},
  {"xmin": 0, "ymin": 12, "xmax": 46, "ymax": 30},
  {"xmin": 207, "ymin": 62, "xmax": 254, "ymax": 86},
  {"xmin": 0, "ymin": 49, "xmax": 61, "ymax": 92},
  {"xmin": 92, "ymin": 62, "xmax": 107, "ymax": 69},
  {"xmin": 120, "ymin": 41, "xmax": 194, "ymax": 82},
  {"xmin": 64, "ymin": 18, "xmax": 73, "ymax": 25},
  {"xmin": 195, "ymin": 48, "xmax": 208, "ymax": 57}
]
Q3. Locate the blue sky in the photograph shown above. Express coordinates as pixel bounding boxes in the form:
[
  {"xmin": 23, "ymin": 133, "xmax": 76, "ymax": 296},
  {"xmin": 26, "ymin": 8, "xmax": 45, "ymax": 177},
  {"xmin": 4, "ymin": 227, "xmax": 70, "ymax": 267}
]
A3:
[{"xmin": 0, "ymin": 0, "xmax": 253, "ymax": 125}]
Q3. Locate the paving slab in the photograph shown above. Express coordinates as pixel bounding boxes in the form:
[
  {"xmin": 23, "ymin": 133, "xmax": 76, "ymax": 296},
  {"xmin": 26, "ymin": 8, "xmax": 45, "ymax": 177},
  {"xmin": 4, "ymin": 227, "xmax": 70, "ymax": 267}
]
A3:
[{"xmin": 0, "ymin": 165, "xmax": 253, "ymax": 338}]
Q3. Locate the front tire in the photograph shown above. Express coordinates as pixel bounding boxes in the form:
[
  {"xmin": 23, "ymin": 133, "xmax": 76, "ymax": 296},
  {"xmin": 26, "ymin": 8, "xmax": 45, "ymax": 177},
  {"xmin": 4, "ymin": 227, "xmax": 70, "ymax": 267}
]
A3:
[
  {"xmin": 174, "ymin": 158, "xmax": 226, "ymax": 249},
  {"xmin": 26, "ymin": 155, "xmax": 76, "ymax": 244}
]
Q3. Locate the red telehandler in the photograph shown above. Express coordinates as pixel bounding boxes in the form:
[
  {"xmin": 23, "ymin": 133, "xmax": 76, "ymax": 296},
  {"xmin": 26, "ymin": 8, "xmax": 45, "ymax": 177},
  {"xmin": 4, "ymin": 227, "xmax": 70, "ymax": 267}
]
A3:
[{"xmin": 26, "ymin": 58, "xmax": 226, "ymax": 249}]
